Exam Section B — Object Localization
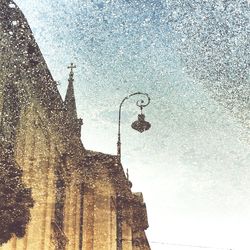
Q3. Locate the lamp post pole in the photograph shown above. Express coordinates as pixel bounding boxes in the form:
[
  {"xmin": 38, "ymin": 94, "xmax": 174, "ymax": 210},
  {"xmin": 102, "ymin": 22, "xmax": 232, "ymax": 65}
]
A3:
[{"xmin": 117, "ymin": 92, "xmax": 151, "ymax": 163}]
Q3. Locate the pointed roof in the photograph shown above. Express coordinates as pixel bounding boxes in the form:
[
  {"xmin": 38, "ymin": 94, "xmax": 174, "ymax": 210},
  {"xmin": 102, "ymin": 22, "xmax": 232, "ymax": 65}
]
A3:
[
  {"xmin": 64, "ymin": 63, "xmax": 77, "ymax": 119},
  {"xmin": 0, "ymin": 0, "xmax": 64, "ymax": 112}
]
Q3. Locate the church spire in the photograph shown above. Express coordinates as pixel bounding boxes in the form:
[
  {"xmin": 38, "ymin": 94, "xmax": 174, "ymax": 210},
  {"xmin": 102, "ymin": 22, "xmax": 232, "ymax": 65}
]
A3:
[{"xmin": 64, "ymin": 63, "xmax": 77, "ymax": 119}]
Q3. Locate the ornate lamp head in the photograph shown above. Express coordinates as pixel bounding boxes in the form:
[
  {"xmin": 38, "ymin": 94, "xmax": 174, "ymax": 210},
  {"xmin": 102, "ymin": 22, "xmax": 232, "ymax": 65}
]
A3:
[{"xmin": 131, "ymin": 113, "xmax": 151, "ymax": 133}]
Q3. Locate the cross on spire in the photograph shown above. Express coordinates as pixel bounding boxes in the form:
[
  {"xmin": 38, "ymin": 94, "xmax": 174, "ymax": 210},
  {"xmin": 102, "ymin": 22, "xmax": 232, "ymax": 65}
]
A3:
[
  {"xmin": 68, "ymin": 62, "xmax": 76, "ymax": 72},
  {"xmin": 67, "ymin": 63, "xmax": 76, "ymax": 81}
]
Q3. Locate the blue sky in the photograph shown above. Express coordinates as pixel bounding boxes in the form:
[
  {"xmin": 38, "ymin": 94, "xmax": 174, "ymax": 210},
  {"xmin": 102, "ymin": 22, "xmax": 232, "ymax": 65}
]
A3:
[{"xmin": 14, "ymin": 1, "xmax": 250, "ymax": 249}]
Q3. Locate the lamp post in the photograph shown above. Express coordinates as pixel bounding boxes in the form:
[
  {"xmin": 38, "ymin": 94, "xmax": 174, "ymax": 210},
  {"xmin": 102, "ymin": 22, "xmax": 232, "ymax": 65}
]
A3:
[{"xmin": 117, "ymin": 92, "xmax": 151, "ymax": 163}]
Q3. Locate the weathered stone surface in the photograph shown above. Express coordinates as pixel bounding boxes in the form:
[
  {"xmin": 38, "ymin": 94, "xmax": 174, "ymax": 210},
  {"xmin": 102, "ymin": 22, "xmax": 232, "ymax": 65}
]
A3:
[{"xmin": 0, "ymin": 1, "xmax": 150, "ymax": 250}]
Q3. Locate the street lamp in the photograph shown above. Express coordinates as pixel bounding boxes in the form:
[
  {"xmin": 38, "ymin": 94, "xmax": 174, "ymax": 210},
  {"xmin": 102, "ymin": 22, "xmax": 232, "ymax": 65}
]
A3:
[{"xmin": 117, "ymin": 92, "xmax": 151, "ymax": 162}]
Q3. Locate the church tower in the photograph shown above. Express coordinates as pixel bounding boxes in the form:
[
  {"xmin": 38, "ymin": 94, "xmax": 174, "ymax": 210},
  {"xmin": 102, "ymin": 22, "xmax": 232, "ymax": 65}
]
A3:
[
  {"xmin": 64, "ymin": 63, "xmax": 77, "ymax": 120},
  {"xmin": 64, "ymin": 63, "xmax": 83, "ymax": 139}
]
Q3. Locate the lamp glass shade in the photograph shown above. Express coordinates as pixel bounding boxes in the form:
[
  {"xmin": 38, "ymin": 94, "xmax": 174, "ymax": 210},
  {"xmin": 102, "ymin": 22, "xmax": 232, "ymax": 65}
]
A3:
[{"xmin": 131, "ymin": 114, "xmax": 151, "ymax": 133}]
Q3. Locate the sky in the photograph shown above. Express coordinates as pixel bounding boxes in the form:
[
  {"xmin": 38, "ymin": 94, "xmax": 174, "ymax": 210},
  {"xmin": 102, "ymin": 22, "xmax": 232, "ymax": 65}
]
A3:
[{"xmin": 14, "ymin": 1, "xmax": 250, "ymax": 249}]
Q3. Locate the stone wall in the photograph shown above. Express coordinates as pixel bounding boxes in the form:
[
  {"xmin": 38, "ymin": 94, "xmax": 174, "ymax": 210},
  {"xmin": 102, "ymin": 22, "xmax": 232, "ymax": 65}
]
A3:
[{"xmin": 0, "ymin": 101, "xmax": 58, "ymax": 250}]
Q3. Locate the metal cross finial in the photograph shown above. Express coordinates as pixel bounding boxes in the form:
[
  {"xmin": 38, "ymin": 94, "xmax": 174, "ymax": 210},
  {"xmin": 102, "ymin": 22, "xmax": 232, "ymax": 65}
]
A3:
[
  {"xmin": 68, "ymin": 63, "xmax": 76, "ymax": 72},
  {"xmin": 67, "ymin": 63, "xmax": 76, "ymax": 80}
]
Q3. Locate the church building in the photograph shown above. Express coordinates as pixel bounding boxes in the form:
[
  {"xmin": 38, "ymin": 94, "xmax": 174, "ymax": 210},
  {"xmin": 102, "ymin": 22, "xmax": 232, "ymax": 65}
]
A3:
[{"xmin": 0, "ymin": 1, "xmax": 151, "ymax": 250}]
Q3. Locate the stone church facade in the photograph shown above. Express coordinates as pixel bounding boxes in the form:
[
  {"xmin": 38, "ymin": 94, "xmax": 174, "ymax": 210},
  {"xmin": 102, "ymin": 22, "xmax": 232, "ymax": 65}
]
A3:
[{"xmin": 0, "ymin": 1, "xmax": 150, "ymax": 250}]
